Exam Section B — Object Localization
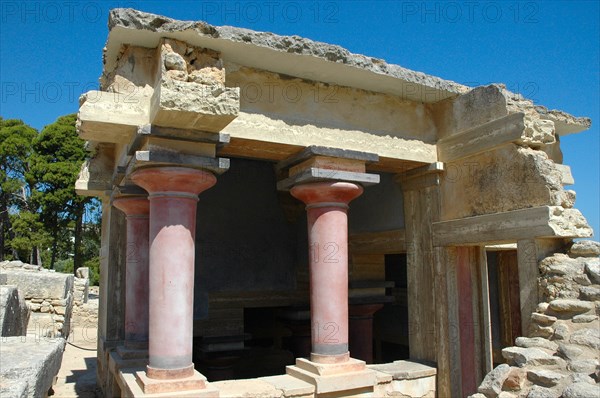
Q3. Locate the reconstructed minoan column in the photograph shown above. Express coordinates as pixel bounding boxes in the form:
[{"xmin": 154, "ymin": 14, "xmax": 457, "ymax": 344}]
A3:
[
  {"xmin": 290, "ymin": 181, "xmax": 363, "ymax": 363},
  {"xmin": 131, "ymin": 166, "xmax": 217, "ymax": 394},
  {"xmin": 112, "ymin": 196, "xmax": 150, "ymax": 350}
]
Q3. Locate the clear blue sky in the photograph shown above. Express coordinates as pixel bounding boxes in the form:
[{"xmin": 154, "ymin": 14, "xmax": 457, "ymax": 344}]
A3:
[{"xmin": 1, "ymin": 1, "xmax": 598, "ymax": 237}]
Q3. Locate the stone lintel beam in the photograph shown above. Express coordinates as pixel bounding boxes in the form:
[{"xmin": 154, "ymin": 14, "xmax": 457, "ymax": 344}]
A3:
[
  {"xmin": 131, "ymin": 125, "xmax": 230, "ymax": 151},
  {"xmin": 438, "ymin": 113, "xmax": 521, "ymax": 162},
  {"xmin": 395, "ymin": 162, "xmax": 444, "ymax": 191},
  {"xmin": 349, "ymin": 229, "xmax": 406, "ymax": 254},
  {"xmin": 437, "ymin": 112, "xmax": 558, "ymax": 162},
  {"xmin": 433, "ymin": 206, "xmax": 592, "ymax": 246},
  {"xmin": 134, "ymin": 150, "xmax": 230, "ymax": 175},
  {"xmin": 78, "ymin": 91, "xmax": 150, "ymax": 143},
  {"xmin": 220, "ymin": 113, "xmax": 438, "ymax": 167}
]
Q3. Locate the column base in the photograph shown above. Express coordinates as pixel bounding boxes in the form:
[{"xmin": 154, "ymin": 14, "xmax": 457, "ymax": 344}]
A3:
[
  {"xmin": 286, "ymin": 357, "xmax": 376, "ymax": 394},
  {"xmin": 135, "ymin": 369, "xmax": 213, "ymax": 395},
  {"xmin": 117, "ymin": 367, "xmax": 218, "ymax": 397}
]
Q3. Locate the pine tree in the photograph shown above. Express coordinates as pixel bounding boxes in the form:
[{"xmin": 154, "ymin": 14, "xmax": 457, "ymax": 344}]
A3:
[
  {"xmin": 28, "ymin": 114, "xmax": 90, "ymax": 270},
  {"xmin": 0, "ymin": 117, "xmax": 38, "ymax": 261}
]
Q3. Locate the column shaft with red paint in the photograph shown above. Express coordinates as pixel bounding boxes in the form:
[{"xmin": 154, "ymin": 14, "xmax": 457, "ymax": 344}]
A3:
[
  {"xmin": 113, "ymin": 197, "xmax": 150, "ymax": 348},
  {"xmin": 131, "ymin": 167, "xmax": 216, "ymax": 380},
  {"xmin": 290, "ymin": 181, "xmax": 363, "ymax": 364}
]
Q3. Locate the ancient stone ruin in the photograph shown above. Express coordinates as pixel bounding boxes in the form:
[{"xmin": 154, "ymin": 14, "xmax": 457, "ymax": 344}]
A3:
[
  {"xmin": 75, "ymin": 8, "xmax": 598, "ymax": 397},
  {"xmin": 0, "ymin": 261, "xmax": 90, "ymax": 397}
]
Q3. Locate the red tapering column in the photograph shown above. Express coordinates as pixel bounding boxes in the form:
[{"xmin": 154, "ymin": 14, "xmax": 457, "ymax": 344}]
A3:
[
  {"xmin": 290, "ymin": 181, "xmax": 363, "ymax": 364},
  {"xmin": 113, "ymin": 197, "xmax": 150, "ymax": 349},
  {"xmin": 131, "ymin": 166, "xmax": 216, "ymax": 389}
]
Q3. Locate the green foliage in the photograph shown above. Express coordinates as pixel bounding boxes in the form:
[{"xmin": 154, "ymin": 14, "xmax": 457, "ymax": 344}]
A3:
[
  {"xmin": 54, "ymin": 258, "xmax": 74, "ymax": 274},
  {"xmin": 0, "ymin": 115, "xmax": 101, "ymax": 281},
  {"xmin": 83, "ymin": 256, "xmax": 100, "ymax": 286},
  {"xmin": 8, "ymin": 210, "xmax": 50, "ymax": 261}
]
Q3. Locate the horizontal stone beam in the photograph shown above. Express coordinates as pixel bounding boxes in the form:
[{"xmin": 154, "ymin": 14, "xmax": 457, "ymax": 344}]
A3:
[
  {"xmin": 78, "ymin": 91, "xmax": 150, "ymax": 143},
  {"xmin": 144, "ymin": 125, "xmax": 230, "ymax": 145},
  {"xmin": 276, "ymin": 145, "xmax": 378, "ymax": 173},
  {"xmin": 396, "ymin": 162, "xmax": 444, "ymax": 191},
  {"xmin": 277, "ymin": 168, "xmax": 380, "ymax": 191},
  {"xmin": 221, "ymin": 112, "xmax": 438, "ymax": 166},
  {"xmin": 437, "ymin": 113, "xmax": 527, "ymax": 162},
  {"xmin": 349, "ymin": 229, "xmax": 406, "ymax": 254},
  {"xmin": 433, "ymin": 206, "xmax": 592, "ymax": 246},
  {"xmin": 134, "ymin": 150, "xmax": 230, "ymax": 174}
]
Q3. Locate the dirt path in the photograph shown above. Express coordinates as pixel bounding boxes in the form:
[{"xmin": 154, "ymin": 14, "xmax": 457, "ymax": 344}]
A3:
[{"xmin": 51, "ymin": 324, "xmax": 99, "ymax": 398}]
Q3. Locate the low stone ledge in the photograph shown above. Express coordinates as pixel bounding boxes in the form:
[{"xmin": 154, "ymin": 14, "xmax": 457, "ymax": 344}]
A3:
[
  {"xmin": 368, "ymin": 360, "xmax": 437, "ymax": 398},
  {"xmin": 368, "ymin": 360, "xmax": 437, "ymax": 380},
  {"xmin": 118, "ymin": 359, "xmax": 436, "ymax": 397},
  {"xmin": 0, "ymin": 337, "xmax": 66, "ymax": 398},
  {"xmin": 258, "ymin": 374, "xmax": 315, "ymax": 397}
]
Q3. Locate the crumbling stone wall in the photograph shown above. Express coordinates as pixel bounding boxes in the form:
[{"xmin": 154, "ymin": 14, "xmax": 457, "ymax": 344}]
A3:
[
  {"xmin": 471, "ymin": 240, "xmax": 600, "ymax": 398},
  {"xmin": 0, "ymin": 260, "xmax": 89, "ymax": 338}
]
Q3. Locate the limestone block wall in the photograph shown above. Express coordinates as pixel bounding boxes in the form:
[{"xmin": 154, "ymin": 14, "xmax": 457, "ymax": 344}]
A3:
[
  {"xmin": 471, "ymin": 240, "xmax": 600, "ymax": 398},
  {"xmin": 0, "ymin": 260, "xmax": 89, "ymax": 338}
]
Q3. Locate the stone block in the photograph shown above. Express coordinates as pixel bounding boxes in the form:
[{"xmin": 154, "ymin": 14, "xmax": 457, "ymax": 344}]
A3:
[
  {"xmin": 584, "ymin": 258, "xmax": 600, "ymax": 284},
  {"xmin": 501, "ymin": 347, "xmax": 564, "ymax": 367},
  {"xmin": 118, "ymin": 368, "xmax": 218, "ymax": 398},
  {"xmin": 286, "ymin": 359, "xmax": 377, "ymax": 394},
  {"xmin": 569, "ymin": 327, "xmax": 600, "ymax": 350},
  {"xmin": 0, "ymin": 337, "xmax": 65, "ymax": 398},
  {"xmin": 579, "ymin": 286, "xmax": 600, "ymax": 301},
  {"xmin": 548, "ymin": 299, "xmax": 594, "ymax": 313},
  {"xmin": 568, "ymin": 240, "xmax": 600, "ymax": 258},
  {"xmin": 259, "ymin": 374, "xmax": 315, "ymax": 397},
  {"xmin": 151, "ymin": 79, "xmax": 240, "ymax": 132},
  {"xmin": 2, "ymin": 270, "xmax": 73, "ymax": 301},
  {"xmin": 527, "ymin": 369, "xmax": 564, "ymax": 387},
  {"xmin": 389, "ymin": 376, "xmax": 436, "ymax": 398},
  {"xmin": 501, "ymin": 368, "xmax": 526, "ymax": 392},
  {"xmin": 562, "ymin": 382, "xmax": 600, "ymax": 398},
  {"xmin": 515, "ymin": 337, "xmax": 558, "ymax": 352},
  {"xmin": 135, "ymin": 369, "xmax": 208, "ymax": 395},
  {"xmin": 76, "ymin": 267, "xmax": 90, "ymax": 279},
  {"xmin": 0, "ymin": 285, "xmax": 29, "ymax": 336},
  {"xmin": 477, "ymin": 363, "xmax": 510, "ymax": 397},
  {"xmin": 368, "ymin": 360, "xmax": 437, "ymax": 380}
]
